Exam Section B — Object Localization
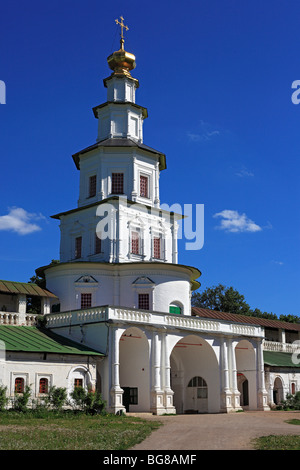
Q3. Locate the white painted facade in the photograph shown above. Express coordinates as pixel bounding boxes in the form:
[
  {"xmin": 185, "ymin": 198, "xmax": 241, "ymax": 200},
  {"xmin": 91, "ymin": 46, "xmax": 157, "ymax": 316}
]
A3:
[
  {"xmin": 45, "ymin": 305, "xmax": 270, "ymax": 414},
  {"xmin": 0, "ymin": 350, "xmax": 100, "ymax": 406},
  {"xmin": 44, "ymin": 262, "xmax": 194, "ymax": 315},
  {"xmin": 1, "ymin": 35, "xmax": 298, "ymax": 415}
]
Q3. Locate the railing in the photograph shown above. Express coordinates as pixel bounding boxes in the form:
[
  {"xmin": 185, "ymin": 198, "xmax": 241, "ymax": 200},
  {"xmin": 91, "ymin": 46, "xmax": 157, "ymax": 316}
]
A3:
[
  {"xmin": 263, "ymin": 340, "xmax": 300, "ymax": 353},
  {"xmin": 0, "ymin": 311, "xmax": 37, "ymax": 326},
  {"xmin": 45, "ymin": 305, "xmax": 264, "ymax": 338}
]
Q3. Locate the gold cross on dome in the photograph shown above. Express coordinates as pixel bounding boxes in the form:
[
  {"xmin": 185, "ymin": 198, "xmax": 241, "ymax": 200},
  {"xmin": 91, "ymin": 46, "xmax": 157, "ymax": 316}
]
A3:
[{"xmin": 115, "ymin": 16, "xmax": 129, "ymax": 41}]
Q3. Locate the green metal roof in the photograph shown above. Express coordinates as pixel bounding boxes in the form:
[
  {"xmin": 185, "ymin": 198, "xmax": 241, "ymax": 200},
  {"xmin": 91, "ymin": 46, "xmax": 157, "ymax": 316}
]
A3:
[
  {"xmin": 263, "ymin": 350, "xmax": 300, "ymax": 368},
  {"xmin": 0, "ymin": 325, "xmax": 104, "ymax": 356},
  {"xmin": 0, "ymin": 280, "xmax": 57, "ymax": 298}
]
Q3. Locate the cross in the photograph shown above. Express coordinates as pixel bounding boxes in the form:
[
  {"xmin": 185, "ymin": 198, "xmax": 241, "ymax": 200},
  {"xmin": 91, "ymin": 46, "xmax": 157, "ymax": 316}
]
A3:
[{"xmin": 115, "ymin": 16, "xmax": 129, "ymax": 44}]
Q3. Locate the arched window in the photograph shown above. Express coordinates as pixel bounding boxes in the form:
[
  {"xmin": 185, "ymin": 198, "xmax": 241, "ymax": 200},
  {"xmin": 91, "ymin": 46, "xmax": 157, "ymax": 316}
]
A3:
[
  {"xmin": 39, "ymin": 378, "xmax": 49, "ymax": 394},
  {"xmin": 188, "ymin": 376, "xmax": 207, "ymax": 398},
  {"xmin": 169, "ymin": 303, "xmax": 182, "ymax": 315},
  {"xmin": 15, "ymin": 377, "xmax": 24, "ymax": 394}
]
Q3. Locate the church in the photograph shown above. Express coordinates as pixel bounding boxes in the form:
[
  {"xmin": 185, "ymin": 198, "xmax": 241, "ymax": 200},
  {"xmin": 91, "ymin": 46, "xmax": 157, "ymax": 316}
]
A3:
[{"xmin": 0, "ymin": 18, "xmax": 299, "ymax": 415}]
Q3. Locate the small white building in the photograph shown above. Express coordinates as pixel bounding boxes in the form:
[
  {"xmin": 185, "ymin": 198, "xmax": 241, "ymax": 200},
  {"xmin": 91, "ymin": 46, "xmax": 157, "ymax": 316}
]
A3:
[{"xmin": 1, "ymin": 23, "xmax": 299, "ymax": 413}]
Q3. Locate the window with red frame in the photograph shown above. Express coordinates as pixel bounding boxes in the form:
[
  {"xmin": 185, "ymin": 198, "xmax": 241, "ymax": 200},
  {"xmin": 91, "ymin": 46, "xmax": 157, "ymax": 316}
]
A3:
[
  {"xmin": 81, "ymin": 293, "xmax": 92, "ymax": 309},
  {"xmin": 74, "ymin": 378, "xmax": 83, "ymax": 388},
  {"xmin": 15, "ymin": 377, "xmax": 24, "ymax": 393},
  {"xmin": 153, "ymin": 237, "xmax": 161, "ymax": 259},
  {"xmin": 138, "ymin": 293, "xmax": 149, "ymax": 310},
  {"xmin": 140, "ymin": 175, "xmax": 148, "ymax": 198},
  {"xmin": 131, "ymin": 231, "xmax": 139, "ymax": 254},
  {"xmin": 75, "ymin": 236, "xmax": 82, "ymax": 259},
  {"xmin": 39, "ymin": 378, "xmax": 49, "ymax": 394},
  {"xmin": 89, "ymin": 175, "xmax": 97, "ymax": 198},
  {"xmin": 111, "ymin": 173, "xmax": 124, "ymax": 194}
]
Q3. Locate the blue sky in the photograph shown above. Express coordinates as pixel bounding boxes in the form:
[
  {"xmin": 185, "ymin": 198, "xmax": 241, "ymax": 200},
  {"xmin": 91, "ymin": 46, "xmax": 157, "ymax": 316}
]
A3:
[{"xmin": 0, "ymin": 0, "xmax": 299, "ymax": 317}]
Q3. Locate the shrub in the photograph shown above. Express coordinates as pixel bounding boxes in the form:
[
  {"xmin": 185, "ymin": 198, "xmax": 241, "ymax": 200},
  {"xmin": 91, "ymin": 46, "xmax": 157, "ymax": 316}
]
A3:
[
  {"xmin": 279, "ymin": 391, "xmax": 300, "ymax": 410},
  {"xmin": 70, "ymin": 386, "xmax": 86, "ymax": 410},
  {"xmin": 0, "ymin": 385, "xmax": 8, "ymax": 411},
  {"xmin": 48, "ymin": 386, "xmax": 67, "ymax": 411},
  {"xmin": 13, "ymin": 385, "xmax": 31, "ymax": 412},
  {"xmin": 70, "ymin": 386, "xmax": 106, "ymax": 414},
  {"xmin": 85, "ymin": 389, "xmax": 106, "ymax": 415}
]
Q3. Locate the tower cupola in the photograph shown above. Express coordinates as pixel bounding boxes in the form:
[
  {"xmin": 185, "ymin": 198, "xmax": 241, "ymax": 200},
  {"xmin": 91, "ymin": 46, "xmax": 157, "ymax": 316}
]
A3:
[{"xmin": 94, "ymin": 16, "xmax": 146, "ymax": 142}]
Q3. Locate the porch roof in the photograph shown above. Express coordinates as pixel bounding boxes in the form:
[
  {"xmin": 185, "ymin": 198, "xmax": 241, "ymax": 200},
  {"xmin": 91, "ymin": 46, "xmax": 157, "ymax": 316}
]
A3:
[
  {"xmin": 263, "ymin": 350, "xmax": 300, "ymax": 368},
  {"xmin": 0, "ymin": 280, "xmax": 57, "ymax": 298},
  {"xmin": 0, "ymin": 325, "xmax": 104, "ymax": 356},
  {"xmin": 192, "ymin": 307, "xmax": 300, "ymax": 332}
]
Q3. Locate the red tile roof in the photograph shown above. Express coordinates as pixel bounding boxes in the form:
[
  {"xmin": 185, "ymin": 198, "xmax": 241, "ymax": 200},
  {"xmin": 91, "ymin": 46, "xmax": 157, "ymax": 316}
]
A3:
[{"xmin": 192, "ymin": 307, "xmax": 300, "ymax": 332}]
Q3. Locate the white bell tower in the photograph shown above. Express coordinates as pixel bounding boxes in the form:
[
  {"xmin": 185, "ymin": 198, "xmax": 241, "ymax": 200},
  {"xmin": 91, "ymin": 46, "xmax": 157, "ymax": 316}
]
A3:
[{"xmin": 39, "ymin": 18, "xmax": 200, "ymax": 317}]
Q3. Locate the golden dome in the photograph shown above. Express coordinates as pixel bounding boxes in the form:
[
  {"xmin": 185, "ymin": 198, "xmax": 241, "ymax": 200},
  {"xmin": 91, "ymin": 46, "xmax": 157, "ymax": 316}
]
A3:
[{"xmin": 107, "ymin": 39, "xmax": 136, "ymax": 78}]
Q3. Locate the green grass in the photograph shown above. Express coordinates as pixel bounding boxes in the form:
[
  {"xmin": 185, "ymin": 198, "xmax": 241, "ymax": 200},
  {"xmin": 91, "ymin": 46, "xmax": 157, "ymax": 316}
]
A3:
[
  {"xmin": 0, "ymin": 411, "xmax": 161, "ymax": 450},
  {"xmin": 253, "ymin": 435, "xmax": 300, "ymax": 450},
  {"xmin": 253, "ymin": 418, "xmax": 300, "ymax": 450},
  {"xmin": 285, "ymin": 419, "xmax": 300, "ymax": 426}
]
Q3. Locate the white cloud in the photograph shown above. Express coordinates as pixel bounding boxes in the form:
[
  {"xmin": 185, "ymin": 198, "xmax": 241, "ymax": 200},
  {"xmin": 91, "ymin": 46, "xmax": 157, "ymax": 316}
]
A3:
[
  {"xmin": 235, "ymin": 167, "xmax": 254, "ymax": 177},
  {"xmin": 187, "ymin": 120, "xmax": 220, "ymax": 142},
  {"xmin": 213, "ymin": 210, "xmax": 262, "ymax": 233},
  {"xmin": 0, "ymin": 207, "xmax": 45, "ymax": 235}
]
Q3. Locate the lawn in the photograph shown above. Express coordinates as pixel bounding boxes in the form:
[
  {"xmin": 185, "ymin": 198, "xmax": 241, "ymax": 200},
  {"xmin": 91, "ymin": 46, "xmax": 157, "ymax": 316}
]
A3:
[
  {"xmin": 0, "ymin": 411, "xmax": 161, "ymax": 450},
  {"xmin": 253, "ymin": 435, "xmax": 300, "ymax": 450},
  {"xmin": 252, "ymin": 419, "xmax": 300, "ymax": 450}
]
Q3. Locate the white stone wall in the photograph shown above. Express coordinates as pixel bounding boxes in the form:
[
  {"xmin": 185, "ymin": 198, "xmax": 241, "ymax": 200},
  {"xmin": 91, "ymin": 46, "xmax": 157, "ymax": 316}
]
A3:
[
  {"xmin": 44, "ymin": 262, "xmax": 192, "ymax": 314},
  {"xmin": 1, "ymin": 351, "xmax": 100, "ymax": 405},
  {"xmin": 76, "ymin": 148, "xmax": 161, "ymax": 208}
]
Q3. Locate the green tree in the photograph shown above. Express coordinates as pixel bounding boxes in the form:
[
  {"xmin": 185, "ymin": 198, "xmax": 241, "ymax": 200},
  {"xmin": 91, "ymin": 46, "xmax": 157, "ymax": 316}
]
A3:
[
  {"xmin": 279, "ymin": 314, "xmax": 300, "ymax": 324},
  {"xmin": 192, "ymin": 284, "xmax": 251, "ymax": 315}
]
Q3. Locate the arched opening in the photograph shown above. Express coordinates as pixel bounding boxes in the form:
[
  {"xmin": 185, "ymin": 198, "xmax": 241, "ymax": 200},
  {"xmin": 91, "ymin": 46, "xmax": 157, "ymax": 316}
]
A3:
[
  {"xmin": 235, "ymin": 340, "xmax": 256, "ymax": 410},
  {"xmin": 119, "ymin": 326, "xmax": 150, "ymax": 412},
  {"xmin": 237, "ymin": 373, "xmax": 249, "ymax": 407},
  {"xmin": 68, "ymin": 367, "xmax": 92, "ymax": 396},
  {"xmin": 273, "ymin": 377, "xmax": 284, "ymax": 405},
  {"xmin": 170, "ymin": 335, "xmax": 219, "ymax": 414},
  {"xmin": 169, "ymin": 302, "xmax": 183, "ymax": 315}
]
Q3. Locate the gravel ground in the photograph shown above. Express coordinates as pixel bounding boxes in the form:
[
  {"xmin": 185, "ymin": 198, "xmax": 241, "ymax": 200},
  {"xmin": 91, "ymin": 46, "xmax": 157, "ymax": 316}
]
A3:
[{"xmin": 130, "ymin": 410, "xmax": 300, "ymax": 450}]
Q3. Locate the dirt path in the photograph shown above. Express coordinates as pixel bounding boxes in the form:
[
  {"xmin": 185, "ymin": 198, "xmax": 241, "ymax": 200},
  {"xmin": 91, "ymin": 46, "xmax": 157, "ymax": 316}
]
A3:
[{"xmin": 130, "ymin": 411, "xmax": 300, "ymax": 450}]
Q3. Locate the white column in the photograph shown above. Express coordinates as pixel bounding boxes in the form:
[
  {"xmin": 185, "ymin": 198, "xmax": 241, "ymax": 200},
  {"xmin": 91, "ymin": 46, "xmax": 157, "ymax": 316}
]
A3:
[
  {"xmin": 41, "ymin": 297, "xmax": 51, "ymax": 315},
  {"xmin": 154, "ymin": 161, "xmax": 160, "ymax": 207},
  {"xmin": 257, "ymin": 338, "xmax": 270, "ymax": 411},
  {"xmin": 162, "ymin": 331, "xmax": 175, "ymax": 414},
  {"xmin": 228, "ymin": 337, "xmax": 242, "ymax": 410},
  {"xmin": 220, "ymin": 336, "xmax": 233, "ymax": 412},
  {"xmin": 171, "ymin": 218, "xmax": 178, "ymax": 264},
  {"xmin": 150, "ymin": 330, "xmax": 166, "ymax": 415},
  {"xmin": 17, "ymin": 294, "xmax": 27, "ymax": 325},
  {"xmin": 131, "ymin": 155, "xmax": 137, "ymax": 199},
  {"xmin": 109, "ymin": 325, "xmax": 126, "ymax": 414}
]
